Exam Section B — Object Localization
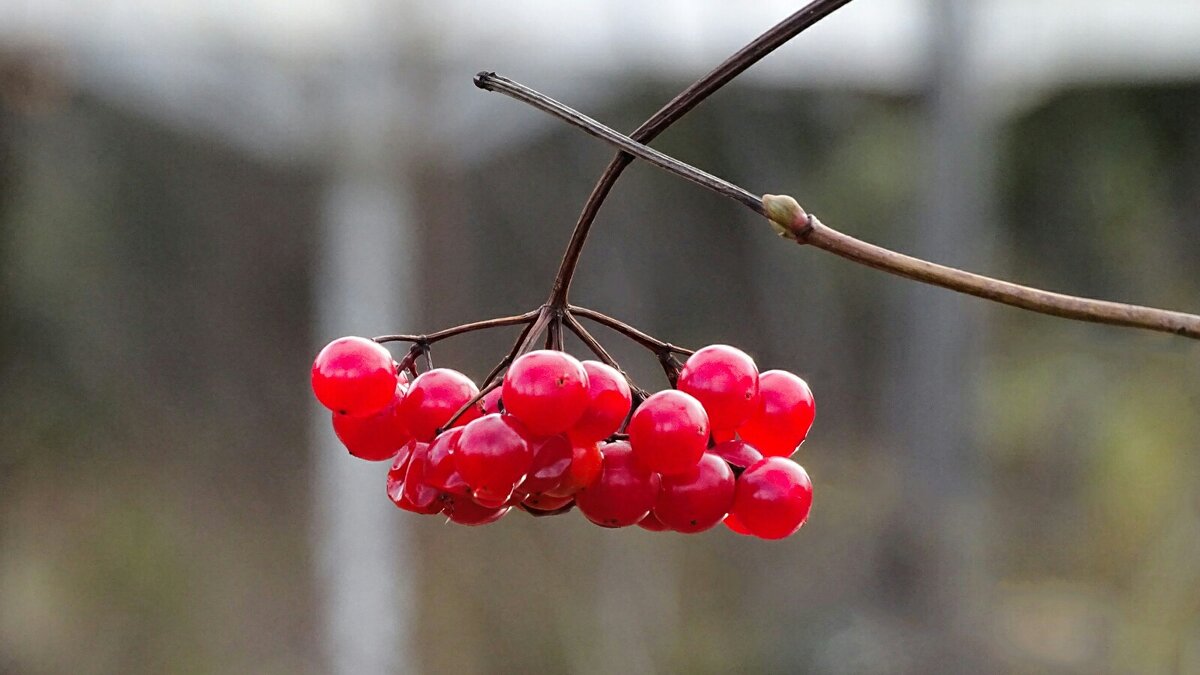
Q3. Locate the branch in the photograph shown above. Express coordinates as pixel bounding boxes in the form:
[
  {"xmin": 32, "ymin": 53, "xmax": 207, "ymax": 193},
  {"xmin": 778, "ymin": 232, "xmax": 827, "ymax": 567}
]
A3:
[
  {"xmin": 479, "ymin": 78, "xmax": 1200, "ymax": 341},
  {"xmin": 569, "ymin": 306, "xmax": 694, "ymax": 355},
  {"xmin": 510, "ymin": 0, "xmax": 856, "ymax": 306},
  {"xmin": 374, "ymin": 309, "xmax": 540, "ymax": 344}
]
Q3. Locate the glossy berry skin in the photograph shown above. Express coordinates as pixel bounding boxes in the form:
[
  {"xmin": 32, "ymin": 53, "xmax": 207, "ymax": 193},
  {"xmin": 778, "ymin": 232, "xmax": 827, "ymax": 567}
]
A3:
[
  {"xmin": 402, "ymin": 441, "xmax": 443, "ymax": 511},
  {"xmin": 425, "ymin": 428, "xmax": 470, "ymax": 495},
  {"xmin": 709, "ymin": 439, "xmax": 764, "ymax": 470},
  {"xmin": 455, "ymin": 413, "xmax": 533, "ymax": 501},
  {"xmin": 543, "ymin": 441, "xmax": 603, "ymax": 498},
  {"xmin": 653, "ymin": 453, "xmax": 736, "ymax": 533},
  {"xmin": 628, "ymin": 390, "xmax": 710, "ymax": 475},
  {"xmin": 473, "ymin": 387, "xmax": 504, "ymax": 417},
  {"xmin": 311, "ymin": 336, "xmax": 397, "ymax": 416},
  {"xmin": 677, "ymin": 345, "xmax": 759, "ymax": 434},
  {"xmin": 569, "ymin": 361, "xmax": 632, "ymax": 444},
  {"xmin": 502, "ymin": 350, "xmax": 590, "ymax": 436},
  {"xmin": 736, "ymin": 370, "xmax": 815, "ymax": 457},
  {"xmin": 576, "ymin": 441, "xmax": 661, "ymax": 528},
  {"xmin": 387, "ymin": 441, "xmax": 442, "ymax": 515},
  {"xmin": 331, "ymin": 383, "xmax": 409, "ymax": 461},
  {"xmin": 731, "ymin": 457, "xmax": 813, "ymax": 540},
  {"xmin": 399, "ymin": 368, "xmax": 480, "ymax": 441},
  {"xmin": 518, "ymin": 434, "xmax": 574, "ymax": 495}
]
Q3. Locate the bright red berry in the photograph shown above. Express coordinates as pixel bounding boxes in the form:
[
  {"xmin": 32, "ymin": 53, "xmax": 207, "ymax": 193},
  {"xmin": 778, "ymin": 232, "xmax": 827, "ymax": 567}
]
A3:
[
  {"xmin": 575, "ymin": 441, "xmax": 661, "ymax": 528},
  {"xmin": 425, "ymin": 428, "xmax": 470, "ymax": 496},
  {"xmin": 402, "ymin": 441, "xmax": 443, "ymax": 512},
  {"xmin": 311, "ymin": 336, "xmax": 397, "ymax": 416},
  {"xmin": 628, "ymin": 390, "xmax": 709, "ymax": 475},
  {"xmin": 518, "ymin": 434, "xmax": 574, "ymax": 495},
  {"xmin": 502, "ymin": 350, "xmax": 590, "ymax": 436},
  {"xmin": 387, "ymin": 441, "xmax": 442, "ymax": 515},
  {"xmin": 731, "ymin": 457, "xmax": 813, "ymax": 539},
  {"xmin": 653, "ymin": 453, "xmax": 736, "ymax": 533},
  {"xmin": 677, "ymin": 345, "xmax": 759, "ymax": 434},
  {"xmin": 569, "ymin": 361, "xmax": 632, "ymax": 444},
  {"xmin": 399, "ymin": 368, "xmax": 480, "ymax": 441},
  {"xmin": 543, "ymin": 440, "xmax": 603, "ymax": 498},
  {"xmin": 709, "ymin": 439, "xmax": 764, "ymax": 470},
  {"xmin": 455, "ymin": 413, "xmax": 533, "ymax": 500},
  {"xmin": 331, "ymin": 383, "xmax": 409, "ymax": 461},
  {"xmin": 385, "ymin": 445, "xmax": 413, "ymax": 504},
  {"xmin": 736, "ymin": 370, "xmax": 815, "ymax": 457}
]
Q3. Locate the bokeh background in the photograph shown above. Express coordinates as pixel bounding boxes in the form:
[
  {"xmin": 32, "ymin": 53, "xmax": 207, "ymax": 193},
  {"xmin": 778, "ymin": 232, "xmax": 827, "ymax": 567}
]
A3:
[{"xmin": 3, "ymin": 1, "xmax": 1200, "ymax": 673}]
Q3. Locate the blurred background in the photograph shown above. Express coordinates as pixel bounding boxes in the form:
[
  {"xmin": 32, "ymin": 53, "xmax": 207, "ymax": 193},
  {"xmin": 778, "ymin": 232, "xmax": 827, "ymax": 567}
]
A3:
[{"xmin": 2, "ymin": 1, "xmax": 1199, "ymax": 673}]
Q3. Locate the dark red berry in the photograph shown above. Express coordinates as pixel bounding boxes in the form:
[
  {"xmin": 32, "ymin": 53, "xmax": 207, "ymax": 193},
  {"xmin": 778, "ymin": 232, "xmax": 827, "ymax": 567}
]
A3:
[
  {"xmin": 402, "ymin": 441, "xmax": 442, "ymax": 511},
  {"xmin": 543, "ymin": 440, "xmax": 603, "ymax": 498},
  {"xmin": 474, "ymin": 387, "xmax": 504, "ymax": 416},
  {"xmin": 736, "ymin": 370, "xmax": 815, "ymax": 457},
  {"xmin": 444, "ymin": 496, "xmax": 510, "ymax": 525},
  {"xmin": 636, "ymin": 512, "xmax": 669, "ymax": 532},
  {"xmin": 731, "ymin": 457, "xmax": 813, "ymax": 539},
  {"xmin": 502, "ymin": 350, "xmax": 590, "ymax": 436},
  {"xmin": 518, "ymin": 433, "xmax": 574, "ymax": 495},
  {"xmin": 677, "ymin": 345, "xmax": 759, "ymax": 434},
  {"xmin": 311, "ymin": 336, "xmax": 397, "ymax": 416},
  {"xmin": 387, "ymin": 441, "xmax": 442, "ymax": 515},
  {"xmin": 425, "ymin": 428, "xmax": 470, "ymax": 495},
  {"xmin": 628, "ymin": 390, "xmax": 709, "ymax": 475},
  {"xmin": 569, "ymin": 361, "xmax": 632, "ymax": 444},
  {"xmin": 653, "ymin": 453, "xmax": 736, "ymax": 533},
  {"xmin": 520, "ymin": 492, "xmax": 574, "ymax": 512},
  {"xmin": 575, "ymin": 441, "xmax": 661, "ymax": 528},
  {"xmin": 709, "ymin": 439, "xmax": 764, "ymax": 469},
  {"xmin": 455, "ymin": 413, "xmax": 533, "ymax": 499},
  {"xmin": 723, "ymin": 512, "xmax": 753, "ymax": 536},
  {"xmin": 399, "ymin": 368, "xmax": 480, "ymax": 441},
  {"xmin": 385, "ymin": 445, "xmax": 414, "ymax": 504},
  {"xmin": 331, "ymin": 383, "xmax": 409, "ymax": 461}
]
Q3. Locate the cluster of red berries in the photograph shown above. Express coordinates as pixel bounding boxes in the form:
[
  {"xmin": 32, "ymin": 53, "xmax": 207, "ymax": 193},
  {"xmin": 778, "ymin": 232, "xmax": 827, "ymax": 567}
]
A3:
[{"xmin": 311, "ymin": 337, "xmax": 815, "ymax": 539}]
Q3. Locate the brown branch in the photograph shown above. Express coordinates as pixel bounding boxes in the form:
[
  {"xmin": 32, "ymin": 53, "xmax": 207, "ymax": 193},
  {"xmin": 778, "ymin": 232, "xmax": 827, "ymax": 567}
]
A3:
[
  {"xmin": 563, "ymin": 312, "xmax": 650, "ymax": 400},
  {"xmin": 569, "ymin": 306, "xmax": 694, "ymax": 355},
  {"xmin": 480, "ymin": 78, "xmax": 1200, "ymax": 341}
]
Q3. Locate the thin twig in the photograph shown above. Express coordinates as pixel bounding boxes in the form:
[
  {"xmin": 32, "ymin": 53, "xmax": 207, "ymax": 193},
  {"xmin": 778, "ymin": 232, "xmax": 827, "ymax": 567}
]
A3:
[
  {"xmin": 374, "ymin": 310, "xmax": 539, "ymax": 344},
  {"xmin": 570, "ymin": 306, "xmax": 694, "ymax": 355},
  {"xmin": 477, "ymin": 73, "xmax": 763, "ymax": 216},
  {"xmin": 484, "ymin": 78, "xmax": 1200, "ymax": 342},
  {"xmin": 520, "ymin": 0, "xmax": 856, "ymax": 307},
  {"xmin": 563, "ymin": 312, "xmax": 650, "ymax": 400},
  {"xmin": 440, "ymin": 378, "xmax": 502, "ymax": 432}
]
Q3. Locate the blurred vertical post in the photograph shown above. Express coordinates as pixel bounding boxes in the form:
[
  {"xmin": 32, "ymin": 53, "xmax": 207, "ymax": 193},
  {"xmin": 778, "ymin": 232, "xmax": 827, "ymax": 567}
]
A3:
[
  {"xmin": 311, "ymin": 5, "xmax": 420, "ymax": 673},
  {"xmin": 884, "ymin": 0, "xmax": 994, "ymax": 665}
]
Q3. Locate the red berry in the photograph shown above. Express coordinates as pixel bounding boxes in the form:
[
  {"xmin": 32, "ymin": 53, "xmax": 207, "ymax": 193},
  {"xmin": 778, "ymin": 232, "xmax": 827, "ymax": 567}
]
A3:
[
  {"xmin": 518, "ymin": 434, "xmax": 574, "ymax": 495},
  {"xmin": 678, "ymin": 345, "xmax": 759, "ymax": 434},
  {"xmin": 543, "ymin": 441, "xmax": 603, "ymax": 498},
  {"xmin": 502, "ymin": 350, "xmax": 590, "ymax": 436},
  {"xmin": 311, "ymin": 336, "xmax": 397, "ymax": 416},
  {"xmin": 569, "ymin": 361, "xmax": 632, "ymax": 444},
  {"xmin": 399, "ymin": 368, "xmax": 480, "ymax": 441},
  {"xmin": 402, "ymin": 441, "xmax": 443, "ymax": 512},
  {"xmin": 731, "ymin": 457, "xmax": 813, "ymax": 539},
  {"xmin": 653, "ymin": 453, "xmax": 736, "ymax": 533},
  {"xmin": 636, "ymin": 512, "xmax": 669, "ymax": 532},
  {"xmin": 723, "ymin": 512, "xmax": 753, "ymax": 536},
  {"xmin": 575, "ymin": 441, "xmax": 661, "ymax": 528},
  {"xmin": 628, "ymin": 390, "xmax": 709, "ymax": 475},
  {"xmin": 455, "ymin": 413, "xmax": 533, "ymax": 499},
  {"xmin": 444, "ymin": 496, "xmax": 510, "ymax": 525},
  {"xmin": 425, "ymin": 428, "xmax": 471, "ymax": 495},
  {"xmin": 387, "ymin": 441, "xmax": 442, "ymax": 515},
  {"xmin": 709, "ymin": 439, "xmax": 764, "ymax": 469},
  {"xmin": 331, "ymin": 383, "xmax": 409, "ymax": 461},
  {"xmin": 736, "ymin": 370, "xmax": 815, "ymax": 457}
]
